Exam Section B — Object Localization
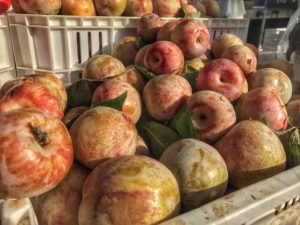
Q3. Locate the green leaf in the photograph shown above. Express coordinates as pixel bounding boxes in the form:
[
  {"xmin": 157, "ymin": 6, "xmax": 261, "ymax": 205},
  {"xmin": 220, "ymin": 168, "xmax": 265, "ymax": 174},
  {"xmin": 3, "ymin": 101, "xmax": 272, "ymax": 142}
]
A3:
[
  {"xmin": 169, "ymin": 103, "xmax": 198, "ymax": 139},
  {"xmin": 288, "ymin": 116, "xmax": 294, "ymax": 127},
  {"xmin": 91, "ymin": 91, "xmax": 127, "ymax": 111},
  {"xmin": 261, "ymin": 116, "xmax": 271, "ymax": 128},
  {"xmin": 141, "ymin": 121, "xmax": 180, "ymax": 159},
  {"xmin": 286, "ymin": 127, "xmax": 300, "ymax": 168},
  {"xmin": 136, "ymin": 37, "xmax": 147, "ymax": 49},
  {"xmin": 184, "ymin": 65, "xmax": 199, "ymax": 92},
  {"xmin": 187, "ymin": 11, "xmax": 201, "ymax": 18},
  {"xmin": 135, "ymin": 65, "xmax": 157, "ymax": 80}
]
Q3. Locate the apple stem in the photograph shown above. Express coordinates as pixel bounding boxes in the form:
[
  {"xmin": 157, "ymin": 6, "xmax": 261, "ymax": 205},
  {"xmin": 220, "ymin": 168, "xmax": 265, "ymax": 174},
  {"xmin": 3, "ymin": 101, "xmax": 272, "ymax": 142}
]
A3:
[{"xmin": 31, "ymin": 124, "xmax": 50, "ymax": 146}]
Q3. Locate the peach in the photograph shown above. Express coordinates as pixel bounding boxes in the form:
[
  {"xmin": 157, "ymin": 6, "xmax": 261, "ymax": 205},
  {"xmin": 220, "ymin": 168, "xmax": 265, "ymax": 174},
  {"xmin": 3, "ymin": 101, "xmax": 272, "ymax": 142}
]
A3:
[
  {"xmin": 236, "ymin": 87, "xmax": 288, "ymax": 131},
  {"xmin": 221, "ymin": 45, "xmax": 257, "ymax": 77},
  {"xmin": 78, "ymin": 156, "xmax": 180, "ymax": 225},
  {"xmin": 211, "ymin": 33, "xmax": 244, "ymax": 58},
  {"xmin": 187, "ymin": 90, "xmax": 236, "ymax": 143},
  {"xmin": 196, "ymin": 59, "xmax": 245, "ymax": 102},
  {"xmin": 215, "ymin": 120, "xmax": 286, "ymax": 188},
  {"xmin": 134, "ymin": 45, "xmax": 150, "ymax": 66},
  {"xmin": 125, "ymin": 65, "xmax": 147, "ymax": 94},
  {"xmin": 144, "ymin": 41, "xmax": 184, "ymax": 75},
  {"xmin": 11, "ymin": 0, "xmax": 61, "ymax": 14},
  {"xmin": 171, "ymin": 19, "xmax": 210, "ymax": 59},
  {"xmin": 137, "ymin": 13, "xmax": 164, "ymax": 43},
  {"xmin": 156, "ymin": 20, "xmax": 180, "ymax": 41},
  {"xmin": 245, "ymin": 43, "xmax": 260, "ymax": 61},
  {"xmin": 261, "ymin": 59, "xmax": 294, "ymax": 79},
  {"xmin": 160, "ymin": 138, "xmax": 228, "ymax": 212},
  {"xmin": 202, "ymin": 0, "xmax": 220, "ymax": 18},
  {"xmin": 113, "ymin": 36, "xmax": 139, "ymax": 66},
  {"xmin": 69, "ymin": 107, "xmax": 137, "ymax": 169},
  {"xmin": 123, "ymin": 0, "xmax": 153, "ymax": 16},
  {"xmin": 287, "ymin": 100, "xmax": 300, "ymax": 129},
  {"xmin": 152, "ymin": 0, "xmax": 181, "ymax": 17},
  {"xmin": 190, "ymin": 2, "xmax": 206, "ymax": 16},
  {"xmin": 143, "ymin": 74, "xmax": 192, "ymax": 121},
  {"xmin": 135, "ymin": 135, "xmax": 149, "ymax": 156},
  {"xmin": 61, "ymin": 0, "xmax": 96, "ymax": 16},
  {"xmin": 92, "ymin": 80, "xmax": 142, "ymax": 123},
  {"xmin": 82, "ymin": 55, "xmax": 126, "ymax": 81},
  {"xmin": 94, "ymin": 0, "xmax": 126, "ymax": 16},
  {"xmin": 248, "ymin": 68, "xmax": 292, "ymax": 104}
]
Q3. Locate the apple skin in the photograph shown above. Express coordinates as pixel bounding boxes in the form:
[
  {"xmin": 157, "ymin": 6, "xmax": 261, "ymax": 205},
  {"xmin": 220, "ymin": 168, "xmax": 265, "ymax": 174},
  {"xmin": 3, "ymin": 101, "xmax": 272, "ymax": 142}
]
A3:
[
  {"xmin": 221, "ymin": 45, "xmax": 257, "ymax": 77},
  {"xmin": 94, "ymin": 0, "xmax": 126, "ymax": 16},
  {"xmin": 144, "ymin": 41, "xmax": 185, "ymax": 75},
  {"xmin": 92, "ymin": 80, "xmax": 142, "ymax": 123},
  {"xmin": 78, "ymin": 155, "xmax": 180, "ymax": 225},
  {"xmin": 261, "ymin": 59, "xmax": 294, "ymax": 79},
  {"xmin": 160, "ymin": 138, "xmax": 228, "ymax": 212},
  {"xmin": 11, "ymin": 0, "xmax": 61, "ymax": 14},
  {"xmin": 152, "ymin": 0, "xmax": 181, "ymax": 17},
  {"xmin": 82, "ymin": 55, "xmax": 126, "ymax": 81},
  {"xmin": 248, "ymin": 68, "xmax": 292, "ymax": 104},
  {"xmin": 171, "ymin": 19, "xmax": 210, "ymax": 59},
  {"xmin": 143, "ymin": 74, "xmax": 192, "ymax": 121},
  {"xmin": 32, "ymin": 162, "xmax": 89, "ymax": 225},
  {"xmin": 134, "ymin": 45, "xmax": 150, "ymax": 67},
  {"xmin": 0, "ymin": 83, "xmax": 64, "ymax": 119},
  {"xmin": 0, "ymin": 108, "xmax": 74, "ymax": 199},
  {"xmin": 123, "ymin": 0, "xmax": 153, "ymax": 16},
  {"xmin": 112, "ymin": 36, "xmax": 139, "ymax": 66},
  {"xmin": 124, "ymin": 65, "xmax": 147, "ymax": 94},
  {"xmin": 211, "ymin": 33, "xmax": 244, "ymax": 58},
  {"xmin": 214, "ymin": 120, "xmax": 286, "ymax": 188},
  {"xmin": 245, "ymin": 43, "xmax": 260, "ymax": 61},
  {"xmin": 69, "ymin": 106, "xmax": 137, "ymax": 169},
  {"xmin": 187, "ymin": 90, "xmax": 236, "ymax": 144},
  {"xmin": 137, "ymin": 13, "xmax": 164, "ymax": 43},
  {"xmin": 61, "ymin": 0, "xmax": 96, "ymax": 16},
  {"xmin": 235, "ymin": 87, "xmax": 288, "ymax": 132},
  {"xmin": 156, "ymin": 20, "xmax": 180, "ymax": 42},
  {"xmin": 196, "ymin": 59, "xmax": 246, "ymax": 102}
]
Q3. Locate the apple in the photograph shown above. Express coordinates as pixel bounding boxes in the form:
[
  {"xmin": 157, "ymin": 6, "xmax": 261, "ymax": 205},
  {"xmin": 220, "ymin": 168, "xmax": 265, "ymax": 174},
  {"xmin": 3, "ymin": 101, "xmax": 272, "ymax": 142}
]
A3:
[
  {"xmin": 0, "ymin": 0, "xmax": 10, "ymax": 13},
  {"xmin": 32, "ymin": 162, "xmax": 89, "ymax": 225},
  {"xmin": 190, "ymin": 2, "xmax": 206, "ymax": 16},
  {"xmin": 82, "ymin": 55, "xmax": 126, "ymax": 81},
  {"xmin": 248, "ymin": 68, "xmax": 292, "ymax": 104},
  {"xmin": 196, "ymin": 59, "xmax": 246, "ymax": 102},
  {"xmin": 144, "ymin": 41, "xmax": 184, "ymax": 75},
  {"xmin": 143, "ymin": 74, "xmax": 192, "ymax": 121},
  {"xmin": 135, "ymin": 135, "xmax": 149, "ymax": 156},
  {"xmin": 113, "ymin": 36, "xmax": 139, "ymax": 66},
  {"xmin": 0, "ymin": 108, "xmax": 73, "ymax": 199},
  {"xmin": 152, "ymin": 0, "xmax": 181, "ymax": 17},
  {"xmin": 134, "ymin": 45, "xmax": 150, "ymax": 66},
  {"xmin": 171, "ymin": 19, "xmax": 210, "ymax": 59},
  {"xmin": 245, "ymin": 43, "xmax": 260, "ymax": 61},
  {"xmin": 0, "ymin": 83, "xmax": 64, "ymax": 119},
  {"xmin": 187, "ymin": 90, "xmax": 236, "ymax": 143},
  {"xmin": 235, "ymin": 87, "xmax": 288, "ymax": 131},
  {"xmin": 63, "ymin": 106, "xmax": 89, "ymax": 128},
  {"xmin": 61, "ymin": 0, "xmax": 95, "ymax": 16},
  {"xmin": 211, "ymin": 33, "xmax": 244, "ymax": 58},
  {"xmin": 160, "ymin": 138, "xmax": 228, "ymax": 212},
  {"xmin": 221, "ymin": 45, "xmax": 257, "ymax": 77},
  {"xmin": 156, "ymin": 20, "xmax": 180, "ymax": 42},
  {"xmin": 180, "ymin": 4, "xmax": 198, "ymax": 15},
  {"xmin": 261, "ymin": 59, "xmax": 294, "ymax": 79},
  {"xmin": 94, "ymin": 0, "xmax": 126, "ymax": 16},
  {"xmin": 137, "ymin": 13, "xmax": 164, "ymax": 43},
  {"xmin": 215, "ymin": 120, "xmax": 286, "ymax": 188},
  {"xmin": 202, "ymin": 0, "xmax": 220, "ymax": 18},
  {"xmin": 125, "ymin": 65, "xmax": 147, "ymax": 94},
  {"xmin": 69, "ymin": 106, "xmax": 137, "ymax": 169},
  {"xmin": 11, "ymin": 0, "xmax": 61, "ymax": 14},
  {"xmin": 92, "ymin": 80, "xmax": 142, "ymax": 123},
  {"xmin": 78, "ymin": 155, "xmax": 180, "ymax": 225},
  {"xmin": 123, "ymin": 0, "xmax": 153, "ymax": 16}
]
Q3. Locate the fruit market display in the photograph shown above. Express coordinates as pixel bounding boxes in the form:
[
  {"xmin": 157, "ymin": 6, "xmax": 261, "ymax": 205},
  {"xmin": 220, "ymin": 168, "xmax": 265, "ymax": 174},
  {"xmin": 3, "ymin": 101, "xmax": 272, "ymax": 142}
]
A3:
[{"xmin": 0, "ymin": 13, "xmax": 299, "ymax": 225}]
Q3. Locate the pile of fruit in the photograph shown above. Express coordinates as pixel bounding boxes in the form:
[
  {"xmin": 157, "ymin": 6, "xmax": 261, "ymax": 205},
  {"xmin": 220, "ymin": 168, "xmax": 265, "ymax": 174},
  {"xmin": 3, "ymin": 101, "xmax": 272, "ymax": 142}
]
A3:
[
  {"xmin": 0, "ymin": 14, "xmax": 299, "ymax": 225},
  {"xmin": 10, "ymin": 0, "xmax": 221, "ymax": 18}
]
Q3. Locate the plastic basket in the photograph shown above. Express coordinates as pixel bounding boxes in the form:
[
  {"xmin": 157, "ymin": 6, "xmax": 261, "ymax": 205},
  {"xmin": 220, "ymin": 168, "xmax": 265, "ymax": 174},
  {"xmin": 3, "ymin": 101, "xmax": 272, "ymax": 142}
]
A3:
[{"xmin": 7, "ymin": 14, "xmax": 250, "ymax": 84}]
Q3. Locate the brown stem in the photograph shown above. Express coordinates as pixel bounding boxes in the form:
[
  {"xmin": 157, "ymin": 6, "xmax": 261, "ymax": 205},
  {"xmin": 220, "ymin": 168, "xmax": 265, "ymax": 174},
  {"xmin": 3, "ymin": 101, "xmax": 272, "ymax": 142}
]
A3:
[{"xmin": 30, "ymin": 123, "xmax": 50, "ymax": 147}]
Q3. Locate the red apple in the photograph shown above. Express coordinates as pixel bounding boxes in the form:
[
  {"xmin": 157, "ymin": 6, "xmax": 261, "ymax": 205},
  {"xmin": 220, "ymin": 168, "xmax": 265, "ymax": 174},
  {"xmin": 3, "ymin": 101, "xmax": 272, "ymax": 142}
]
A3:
[
  {"xmin": 134, "ymin": 45, "xmax": 150, "ymax": 66},
  {"xmin": 137, "ymin": 13, "xmax": 164, "ymax": 43},
  {"xmin": 78, "ymin": 155, "xmax": 180, "ymax": 225},
  {"xmin": 245, "ymin": 43, "xmax": 260, "ymax": 61},
  {"xmin": 11, "ymin": 0, "xmax": 61, "ymax": 14},
  {"xmin": 143, "ymin": 74, "xmax": 192, "ymax": 121},
  {"xmin": 69, "ymin": 107, "xmax": 137, "ymax": 169},
  {"xmin": 187, "ymin": 90, "xmax": 236, "ymax": 143},
  {"xmin": 235, "ymin": 87, "xmax": 288, "ymax": 131},
  {"xmin": 123, "ymin": 0, "xmax": 153, "ymax": 16},
  {"xmin": 156, "ymin": 20, "xmax": 180, "ymax": 42},
  {"xmin": 211, "ymin": 33, "xmax": 244, "ymax": 58},
  {"xmin": 144, "ymin": 41, "xmax": 184, "ymax": 75},
  {"xmin": 92, "ymin": 80, "xmax": 142, "ymax": 123},
  {"xmin": 152, "ymin": 0, "xmax": 181, "ymax": 17},
  {"xmin": 171, "ymin": 19, "xmax": 210, "ymax": 59},
  {"xmin": 196, "ymin": 59, "xmax": 246, "ymax": 102},
  {"xmin": 0, "ymin": 108, "xmax": 73, "ymax": 198}
]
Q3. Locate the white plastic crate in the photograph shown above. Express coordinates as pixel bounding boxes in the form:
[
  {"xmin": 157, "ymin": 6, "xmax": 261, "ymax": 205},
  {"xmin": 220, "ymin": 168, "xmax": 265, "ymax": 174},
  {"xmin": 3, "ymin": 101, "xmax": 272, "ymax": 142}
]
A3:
[
  {"xmin": 7, "ymin": 14, "xmax": 249, "ymax": 84},
  {"xmin": 0, "ymin": 15, "xmax": 16, "ymax": 87}
]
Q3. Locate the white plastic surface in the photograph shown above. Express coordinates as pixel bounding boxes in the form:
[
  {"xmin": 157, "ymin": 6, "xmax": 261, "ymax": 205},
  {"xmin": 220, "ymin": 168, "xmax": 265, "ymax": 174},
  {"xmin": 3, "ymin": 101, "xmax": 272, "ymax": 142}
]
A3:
[{"xmin": 7, "ymin": 14, "xmax": 250, "ymax": 84}]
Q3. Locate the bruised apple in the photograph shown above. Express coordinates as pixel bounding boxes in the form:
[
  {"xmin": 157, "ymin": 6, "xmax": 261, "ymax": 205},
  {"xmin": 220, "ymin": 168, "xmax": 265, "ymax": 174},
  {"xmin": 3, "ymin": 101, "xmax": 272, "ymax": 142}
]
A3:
[
  {"xmin": 137, "ymin": 13, "xmax": 164, "ymax": 43},
  {"xmin": 11, "ymin": 0, "xmax": 61, "ymax": 14},
  {"xmin": 92, "ymin": 80, "xmax": 142, "ymax": 123},
  {"xmin": 123, "ymin": 0, "xmax": 153, "ymax": 16},
  {"xmin": 69, "ymin": 107, "xmax": 137, "ymax": 169},
  {"xmin": 215, "ymin": 120, "xmax": 286, "ymax": 188},
  {"xmin": 61, "ymin": 0, "xmax": 96, "ymax": 16},
  {"xmin": 94, "ymin": 0, "xmax": 126, "ymax": 16},
  {"xmin": 143, "ymin": 74, "xmax": 192, "ymax": 121},
  {"xmin": 211, "ymin": 33, "xmax": 243, "ymax": 58},
  {"xmin": 160, "ymin": 139, "xmax": 228, "ymax": 212},
  {"xmin": 78, "ymin": 155, "xmax": 180, "ymax": 225},
  {"xmin": 32, "ymin": 162, "xmax": 89, "ymax": 225},
  {"xmin": 0, "ymin": 109, "xmax": 74, "ymax": 198}
]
